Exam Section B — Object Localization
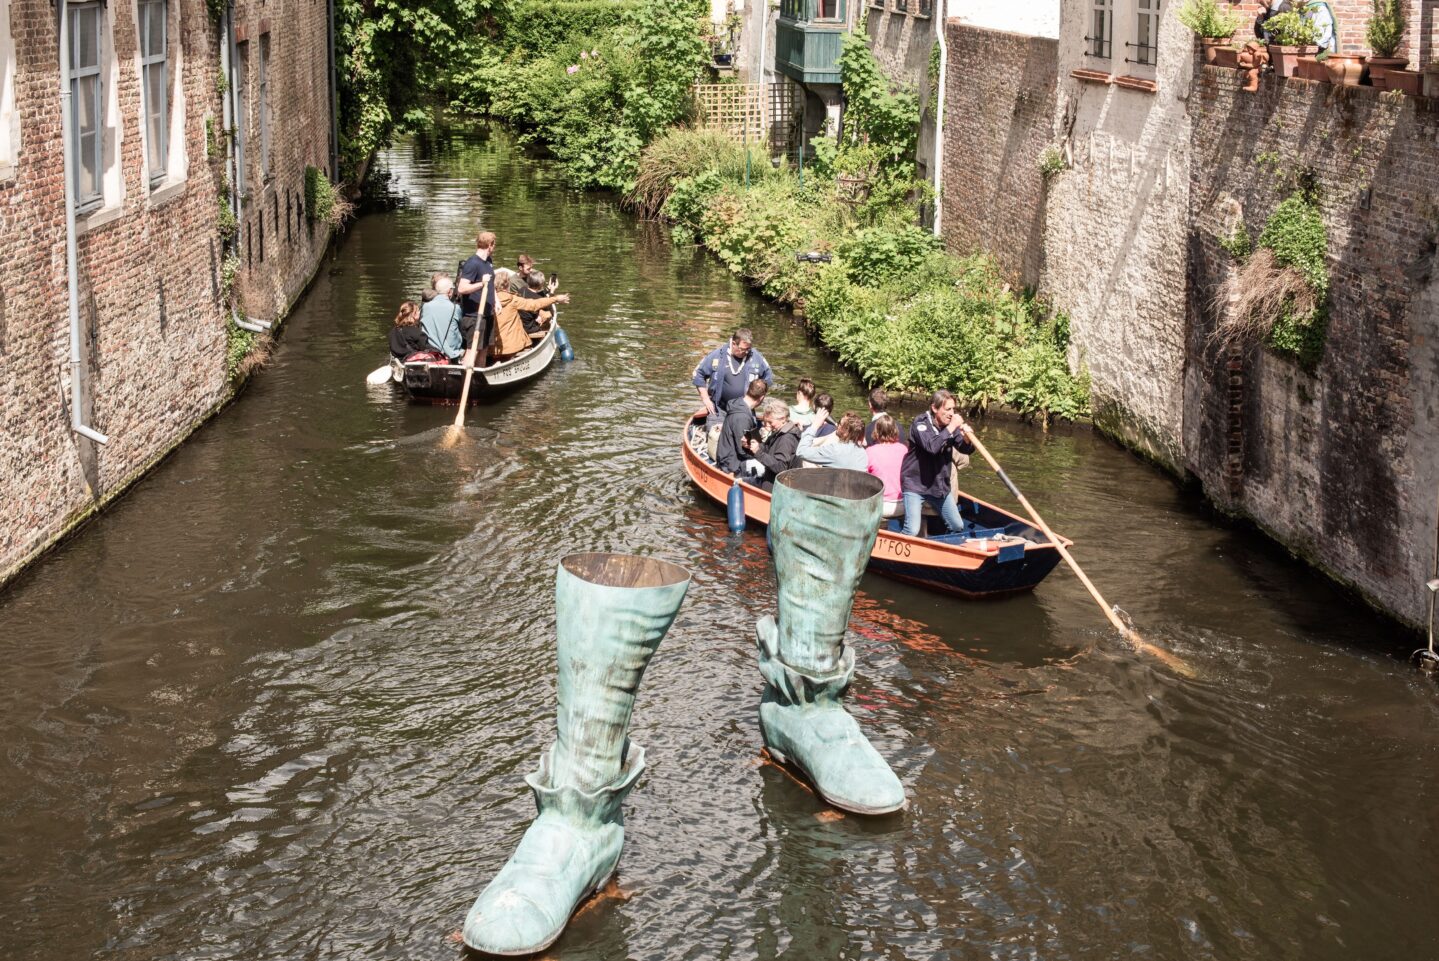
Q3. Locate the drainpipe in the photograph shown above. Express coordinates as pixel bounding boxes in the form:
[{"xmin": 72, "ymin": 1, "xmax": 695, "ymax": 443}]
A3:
[
  {"xmin": 58, "ymin": 0, "xmax": 109, "ymax": 445},
  {"xmin": 931, "ymin": 3, "xmax": 946, "ymax": 238}
]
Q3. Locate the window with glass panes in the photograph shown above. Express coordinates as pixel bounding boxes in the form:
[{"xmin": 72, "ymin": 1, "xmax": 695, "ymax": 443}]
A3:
[
  {"xmin": 918, "ymin": 0, "xmax": 932, "ymax": 15},
  {"xmin": 69, "ymin": 2, "xmax": 103, "ymax": 207},
  {"xmin": 1132, "ymin": 0, "xmax": 1159, "ymax": 66},
  {"xmin": 1087, "ymin": 0, "xmax": 1112, "ymax": 58},
  {"xmin": 138, "ymin": 0, "xmax": 167, "ymax": 185},
  {"xmin": 816, "ymin": 0, "xmax": 842, "ymax": 20},
  {"xmin": 259, "ymin": 35, "xmax": 271, "ymax": 180}
]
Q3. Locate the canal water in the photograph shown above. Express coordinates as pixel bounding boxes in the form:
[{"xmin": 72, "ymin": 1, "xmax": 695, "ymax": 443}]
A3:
[{"xmin": 3, "ymin": 128, "xmax": 1437, "ymax": 961}]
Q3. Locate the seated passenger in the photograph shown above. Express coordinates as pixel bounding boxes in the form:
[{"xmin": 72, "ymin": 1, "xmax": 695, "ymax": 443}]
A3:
[
  {"xmin": 493, "ymin": 270, "xmax": 570, "ymax": 358},
  {"xmin": 797, "ymin": 410, "xmax": 867, "ymax": 470},
  {"xmin": 788, "ymin": 377, "xmax": 817, "ymax": 428},
  {"xmin": 865, "ymin": 414, "xmax": 907, "ymax": 518},
  {"xmin": 419, "ymin": 273, "xmax": 466, "ymax": 363},
  {"xmin": 715, "ymin": 379, "xmax": 768, "ymax": 476},
  {"xmin": 518, "ymin": 270, "xmax": 560, "ymax": 334},
  {"xmin": 743, "ymin": 398, "xmax": 803, "ymax": 490},
  {"xmin": 863, "ymin": 387, "xmax": 902, "ymax": 447},
  {"xmin": 811, "ymin": 393, "xmax": 837, "ymax": 439},
  {"xmin": 388, "ymin": 301, "xmax": 430, "ymax": 360},
  {"xmin": 509, "ymin": 254, "xmax": 536, "ymax": 295}
]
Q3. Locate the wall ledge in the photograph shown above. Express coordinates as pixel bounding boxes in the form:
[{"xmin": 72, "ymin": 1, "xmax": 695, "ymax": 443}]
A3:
[
  {"xmin": 1114, "ymin": 75, "xmax": 1158, "ymax": 93},
  {"xmin": 1071, "ymin": 68, "xmax": 1112, "ymax": 85}
]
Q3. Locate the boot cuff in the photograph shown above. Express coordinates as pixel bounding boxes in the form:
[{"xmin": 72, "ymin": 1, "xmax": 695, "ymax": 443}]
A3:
[
  {"xmin": 525, "ymin": 742, "xmax": 646, "ymax": 821},
  {"xmin": 756, "ymin": 615, "xmax": 855, "ymax": 706}
]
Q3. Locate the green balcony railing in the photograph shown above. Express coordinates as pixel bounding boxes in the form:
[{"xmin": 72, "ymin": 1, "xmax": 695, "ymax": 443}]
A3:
[{"xmin": 775, "ymin": 0, "xmax": 847, "ymax": 86}]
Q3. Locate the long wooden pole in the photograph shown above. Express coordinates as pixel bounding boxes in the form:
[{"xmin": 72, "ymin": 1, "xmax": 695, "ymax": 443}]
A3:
[
  {"xmin": 960, "ymin": 424, "xmax": 1193, "ymax": 676},
  {"xmin": 443, "ymin": 276, "xmax": 489, "ymax": 446}
]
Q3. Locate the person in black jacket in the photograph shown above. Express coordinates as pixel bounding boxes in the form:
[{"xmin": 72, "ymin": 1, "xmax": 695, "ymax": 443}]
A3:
[
  {"xmin": 900, "ymin": 389, "xmax": 975, "ymax": 537},
  {"xmin": 715, "ymin": 379, "xmax": 769, "ymax": 476},
  {"xmin": 744, "ymin": 398, "xmax": 803, "ymax": 490},
  {"xmin": 388, "ymin": 301, "xmax": 430, "ymax": 360}
]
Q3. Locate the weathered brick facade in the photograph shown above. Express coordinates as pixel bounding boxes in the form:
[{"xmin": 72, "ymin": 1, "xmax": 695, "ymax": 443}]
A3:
[
  {"xmin": 939, "ymin": 21, "xmax": 1056, "ymax": 287},
  {"xmin": 1185, "ymin": 69, "xmax": 1439, "ymax": 626},
  {"xmin": 0, "ymin": 0, "xmax": 332, "ymax": 586},
  {"xmin": 939, "ymin": 5, "xmax": 1439, "ymax": 626}
]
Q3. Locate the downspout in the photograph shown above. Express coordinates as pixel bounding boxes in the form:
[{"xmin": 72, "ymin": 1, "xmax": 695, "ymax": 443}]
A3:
[
  {"xmin": 931, "ymin": 2, "xmax": 946, "ymax": 238},
  {"xmin": 58, "ymin": 0, "xmax": 109, "ymax": 445}
]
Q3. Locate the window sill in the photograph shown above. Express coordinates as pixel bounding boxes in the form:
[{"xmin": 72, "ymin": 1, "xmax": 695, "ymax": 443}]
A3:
[
  {"xmin": 147, "ymin": 179, "xmax": 187, "ymax": 209},
  {"xmin": 76, "ymin": 202, "xmax": 124, "ymax": 235},
  {"xmin": 1071, "ymin": 68, "xmax": 1113, "ymax": 85},
  {"xmin": 1114, "ymin": 75, "xmax": 1158, "ymax": 93}
]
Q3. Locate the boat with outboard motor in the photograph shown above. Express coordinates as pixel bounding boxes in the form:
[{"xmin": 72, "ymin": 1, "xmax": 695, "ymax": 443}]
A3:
[{"xmin": 681, "ymin": 414, "xmax": 1068, "ymax": 598}]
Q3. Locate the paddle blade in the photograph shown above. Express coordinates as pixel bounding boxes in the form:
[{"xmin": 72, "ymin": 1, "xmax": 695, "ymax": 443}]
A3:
[
  {"xmin": 366, "ymin": 364, "xmax": 392, "ymax": 385},
  {"xmin": 440, "ymin": 423, "xmax": 465, "ymax": 448}
]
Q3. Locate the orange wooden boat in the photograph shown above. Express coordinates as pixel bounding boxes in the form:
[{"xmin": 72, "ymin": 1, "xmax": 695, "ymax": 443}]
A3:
[{"xmin": 682, "ymin": 415, "xmax": 1069, "ymax": 598}]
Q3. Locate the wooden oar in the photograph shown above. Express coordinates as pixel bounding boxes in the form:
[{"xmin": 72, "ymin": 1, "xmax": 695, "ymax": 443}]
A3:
[
  {"xmin": 959, "ymin": 423, "xmax": 1194, "ymax": 676},
  {"xmin": 441, "ymin": 276, "xmax": 490, "ymax": 448}
]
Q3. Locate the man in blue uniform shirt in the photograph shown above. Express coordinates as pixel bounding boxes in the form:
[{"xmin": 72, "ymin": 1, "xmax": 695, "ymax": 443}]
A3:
[
  {"xmin": 900, "ymin": 389, "xmax": 976, "ymax": 537},
  {"xmin": 693, "ymin": 328, "xmax": 773, "ymax": 426}
]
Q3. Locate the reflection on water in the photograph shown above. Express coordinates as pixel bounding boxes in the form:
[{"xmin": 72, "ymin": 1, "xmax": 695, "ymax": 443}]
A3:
[{"xmin": 1, "ymin": 128, "xmax": 1437, "ymax": 961}]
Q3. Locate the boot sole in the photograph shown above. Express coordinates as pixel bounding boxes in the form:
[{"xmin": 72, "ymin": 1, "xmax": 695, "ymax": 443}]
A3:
[{"xmin": 763, "ymin": 745, "xmax": 906, "ymax": 817}]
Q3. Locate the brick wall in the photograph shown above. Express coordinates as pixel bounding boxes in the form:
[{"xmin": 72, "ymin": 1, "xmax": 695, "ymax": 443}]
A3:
[
  {"xmin": 938, "ymin": 21, "xmax": 1056, "ymax": 288},
  {"xmin": 0, "ymin": 0, "xmax": 332, "ymax": 586},
  {"xmin": 1184, "ymin": 67, "xmax": 1439, "ymax": 626},
  {"xmin": 1226, "ymin": 0, "xmax": 1432, "ymax": 65}
]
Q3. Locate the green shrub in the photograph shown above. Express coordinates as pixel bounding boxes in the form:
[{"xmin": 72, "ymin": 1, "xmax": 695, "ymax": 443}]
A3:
[
  {"xmin": 1257, "ymin": 193, "xmax": 1328, "ymax": 366},
  {"xmin": 1366, "ymin": 0, "xmax": 1405, "ymax": 57},
  {"xmin": 1263, "ymin": 10, "xmax": 1318, "ymax": 45},
  {"xmin": 304, "ymin": 165, "xmax": 352, "ymax": 228},
  {"xmin": 836, "ymin": 225, "xmax": 941, "ymax": 285},
  {"xmin": 1178, "ymin": 0, "xmax": 1243, "ymax": 38},
  {"xmin": 629, "ymin": 127, "xmax": 754, "ymax": 218}
]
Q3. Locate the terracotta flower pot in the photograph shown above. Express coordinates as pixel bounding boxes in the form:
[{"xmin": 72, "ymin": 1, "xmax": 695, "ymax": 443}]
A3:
[
  {"xmin": 1295, "ymin": 56, "xmax": 1329, "ymax": 82},
  {"xmin": 1200, "ymin": 37, "xmax": 1234, "ymax": 65},
  {"xmin": 1214, "ymin": 46, "xmax": 1241, "ymax": 68},
  {"xmin": 1268, "ymin": 44, "xmax": 1318, "ymax": 79},
  {"xmin": 1324, "ymin": 54, "xmax": 1366, "ymax": 86},
  {"xmin": 1367, "ymin": 56, "xmax": 1408, "ymax": 90},
  {"xmin": 1386, "ymin": 69, "xmax": 1422, "ymax": 95}
]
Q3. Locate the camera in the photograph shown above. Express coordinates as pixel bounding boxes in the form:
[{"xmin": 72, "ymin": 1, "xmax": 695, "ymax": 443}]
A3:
[{"xmin": 795, "ymin": 251, "xmax": 832, "ymax": 264}]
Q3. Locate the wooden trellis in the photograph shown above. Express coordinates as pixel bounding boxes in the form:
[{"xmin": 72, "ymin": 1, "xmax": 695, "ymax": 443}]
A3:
[{"xmin": 693, "ymin": 81, "xmax": 800, "ymax": 155}]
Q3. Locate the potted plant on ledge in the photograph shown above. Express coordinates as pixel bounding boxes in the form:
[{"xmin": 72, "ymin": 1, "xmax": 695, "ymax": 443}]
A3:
[
  {"xmin": 1263, "ymin": 10, "xmax": 1319, "ymax": 78},
  {"xmin": 1365, "ymin": 0, "xmax": 1408, "ymax": 90},
  {"xmin": 1180, "ymin": 0, "xmax": 1244, "ymax": 65}
]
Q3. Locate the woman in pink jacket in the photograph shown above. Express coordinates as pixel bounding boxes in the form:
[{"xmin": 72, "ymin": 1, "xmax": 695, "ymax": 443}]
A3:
[{"xmin": 865, "ymin": 414, "xmax": 907, "ymax": 519}]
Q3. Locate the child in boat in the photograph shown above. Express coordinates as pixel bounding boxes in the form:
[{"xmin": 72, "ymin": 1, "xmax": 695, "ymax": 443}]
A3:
[
  {"xmin": 388, "ymin": 301, "xmax": 430, "ymax": 360},
  {"xmin": 788, "ymin": 378, "xmax": 816, "ymax": 427}
]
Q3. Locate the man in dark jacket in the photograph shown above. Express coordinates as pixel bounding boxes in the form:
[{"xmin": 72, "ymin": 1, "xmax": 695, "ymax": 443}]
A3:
[
  {"xmin": 745, "ymin": 398, "xmax": 803, "ymax": 490},
  {"xmin": 900, "ymin": 389, "xmax": 975, "ymax": 537},
  {"xmin": 715, "ymin": 379, "xmax": 769, "ymax": 476}
]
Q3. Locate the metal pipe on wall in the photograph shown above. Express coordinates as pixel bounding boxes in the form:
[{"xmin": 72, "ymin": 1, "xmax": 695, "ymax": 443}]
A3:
[
  {"xmin": 58, "ymin": 0, "xmax": 109, "ymax": 446},
  {"xmin": 931, "ymin": 1, "xmax": 947, "ymax": 238}
]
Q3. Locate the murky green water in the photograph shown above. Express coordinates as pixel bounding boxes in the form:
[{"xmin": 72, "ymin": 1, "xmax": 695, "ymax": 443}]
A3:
[{"xmin": 2, "ymin": 128, "xmax": 1437, "ymax": 961}]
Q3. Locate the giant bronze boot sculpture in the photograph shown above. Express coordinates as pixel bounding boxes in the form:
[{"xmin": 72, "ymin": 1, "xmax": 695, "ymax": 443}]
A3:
[
  {"xmin": 757, "ymin": 468, "xmax": 905, "ymax": 815},
  {"xmin": 463, "ymin": 553, "xmax": 691, "ymax": 956}
]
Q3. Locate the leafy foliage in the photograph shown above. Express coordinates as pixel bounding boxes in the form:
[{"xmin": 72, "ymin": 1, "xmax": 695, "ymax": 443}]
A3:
[
  {"xmin": 305, "ymin": 166, "xmax": 352, "ymax": 229},
  {"xmin": 1177, "ymin": 0, "xmax": 1243, "ymax": 39},
  {"xmin": 1257, "ymin": 193, "xmax": 1329, "ymax": 366},
  {"xmin": 1263, "ymin": 11, "xmax": 1318, "ymax": 46},
  {"xmin": 1366, "ymin": 0, "xmax": 1406, "ymax": 57},
  {"xmin": 836, "ymin": 225, "xmax": 940, "ymax": 284}
]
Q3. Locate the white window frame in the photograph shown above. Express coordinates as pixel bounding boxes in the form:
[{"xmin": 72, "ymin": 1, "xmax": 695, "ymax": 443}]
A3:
[
  {"xmin": 1127, "ymin": 0, "xmax": 1161, "ymax": 71},
  {"xmin": 0, "ymin": 0, "xmax": 18, "ymax": 180},
  {"xmin": 69, "ymin": 2, "xmax": 104, "ymax": 210},
  {"xmin": 138, "ymin": 0, "xmax": 167, "ymax": 186},
  {"xmin": 1086, "ymin": 0, "xmax": 1113, "ymax": 61},
  {"xmin": 258, "ymin": 33, "xmax": 271, "ymax": 182}
]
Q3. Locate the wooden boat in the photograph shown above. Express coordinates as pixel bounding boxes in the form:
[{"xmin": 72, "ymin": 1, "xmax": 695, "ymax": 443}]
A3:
[
  {"xmin": 681, "ymin": 416, "xmax": 1068, "ymax": 598},
  {"xmin": 390, "ymin": 314, "xmax": 559, "ymax": 405}
]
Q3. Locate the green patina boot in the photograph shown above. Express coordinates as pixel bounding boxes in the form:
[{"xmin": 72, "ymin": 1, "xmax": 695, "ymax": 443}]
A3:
[
  {"xmin": 463, "ymin": 553, "xmax": 690, "ymax": 957},
  {"xmin": 757, "ymin": 468, "xmax": 905, "ymax": 815}
]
